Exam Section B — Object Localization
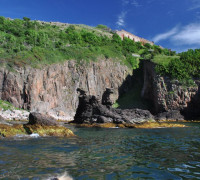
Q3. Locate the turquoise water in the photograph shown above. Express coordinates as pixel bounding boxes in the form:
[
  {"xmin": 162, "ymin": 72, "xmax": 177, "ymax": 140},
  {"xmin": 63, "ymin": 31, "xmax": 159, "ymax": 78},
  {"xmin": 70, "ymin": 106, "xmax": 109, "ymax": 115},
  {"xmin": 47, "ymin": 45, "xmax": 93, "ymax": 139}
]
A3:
[{"xmin": 0, "ymin": 123, "xmax": 200, "ymax": 179}]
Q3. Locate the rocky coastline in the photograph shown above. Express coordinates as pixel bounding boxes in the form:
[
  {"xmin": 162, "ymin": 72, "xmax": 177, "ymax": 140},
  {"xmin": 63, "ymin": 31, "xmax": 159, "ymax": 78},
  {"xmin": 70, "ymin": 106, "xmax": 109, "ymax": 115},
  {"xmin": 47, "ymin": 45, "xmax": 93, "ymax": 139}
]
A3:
[
  {"xmin": 0, "ymin": 59, "xmax": 200, "ymax": 136},
  {"xmin": 0, "ymin": 112, "xmax": 75, "ymax": 138}
]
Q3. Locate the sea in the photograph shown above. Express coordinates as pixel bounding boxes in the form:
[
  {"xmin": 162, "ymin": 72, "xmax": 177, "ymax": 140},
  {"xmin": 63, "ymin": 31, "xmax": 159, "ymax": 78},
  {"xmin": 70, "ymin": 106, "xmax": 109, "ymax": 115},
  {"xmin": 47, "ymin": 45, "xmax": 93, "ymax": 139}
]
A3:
[{"xmin": 0, "ymin": 123, "xmax": 200, "ymax": 180}]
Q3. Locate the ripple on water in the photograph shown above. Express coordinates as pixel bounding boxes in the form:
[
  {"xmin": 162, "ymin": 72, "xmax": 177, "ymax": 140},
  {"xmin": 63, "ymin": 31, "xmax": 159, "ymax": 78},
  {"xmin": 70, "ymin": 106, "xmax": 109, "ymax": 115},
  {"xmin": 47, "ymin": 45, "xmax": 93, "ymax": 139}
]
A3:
[{"xmin": 0, "ymin": 123, "xmax": 200, "ymax": 179}]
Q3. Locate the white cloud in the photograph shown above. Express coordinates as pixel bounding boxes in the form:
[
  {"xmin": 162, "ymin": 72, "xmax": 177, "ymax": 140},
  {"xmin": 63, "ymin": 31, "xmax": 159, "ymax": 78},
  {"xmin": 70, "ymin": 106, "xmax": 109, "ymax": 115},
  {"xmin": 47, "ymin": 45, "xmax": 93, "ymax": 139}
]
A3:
[
  {"xmin": 152, "ymin": 23, "xmax": 200, "ymax": 46},
  {"xmin": 116, "ymin": 0, "xmax": 141, "ymax": 28},
  {"xmin": 122, "ymin": 0, "xmax": 129, "ymax": 6},
  {"xmin": 116, "ymin": 11, "xmax": 127, "ymax": 27},
  {"xmin": 152, "ymin": 27, "xmax": 178, "ymax": 43},
  {"xmin": 131, "ymin": 0, "xmax": 141, "ymax": 7},
  {"xmin": 172, "ymin": 23, "xmax": 200, "ymax": 45},
  {"xmin": 188, "ymin": 0, "xmax": 200, "ymax": 10}
]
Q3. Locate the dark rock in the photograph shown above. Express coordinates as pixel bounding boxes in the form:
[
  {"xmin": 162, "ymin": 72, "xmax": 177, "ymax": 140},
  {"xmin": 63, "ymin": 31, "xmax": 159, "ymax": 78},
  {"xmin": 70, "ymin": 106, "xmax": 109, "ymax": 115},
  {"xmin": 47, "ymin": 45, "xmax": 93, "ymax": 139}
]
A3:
[
  {"xmin": 156, "ymin": 110, "xmax": 184, "ymax": 121},
  {"xmin": 73, "ymin": 88, "xmax": 154, "ymax": 124},
  {"xmin": 28, "ymin": 112, "xmax": 58, "ymax": 126},
  {"xmin": 102, "ymin": 88, "xmax": 114, "ymax": 107},
  {"xmin": 97, "ymin": 116, "xmax": 112, "ymax": 123},
  {"xmin": 142, "ymin": 60, "xmax": 200, "ymax": 120}
]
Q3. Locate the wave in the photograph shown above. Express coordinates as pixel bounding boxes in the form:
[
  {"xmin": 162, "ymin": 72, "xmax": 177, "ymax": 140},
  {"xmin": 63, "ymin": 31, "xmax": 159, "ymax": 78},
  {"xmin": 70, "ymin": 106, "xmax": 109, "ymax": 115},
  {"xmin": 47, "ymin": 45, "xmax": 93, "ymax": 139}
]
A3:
[
  {"xmin": 14, "ymin": 133, "xmax": 40, "ymax": 139},
  {"xmin": 46, "ymin": 172, "xmax": 73, "ymax": 180}
]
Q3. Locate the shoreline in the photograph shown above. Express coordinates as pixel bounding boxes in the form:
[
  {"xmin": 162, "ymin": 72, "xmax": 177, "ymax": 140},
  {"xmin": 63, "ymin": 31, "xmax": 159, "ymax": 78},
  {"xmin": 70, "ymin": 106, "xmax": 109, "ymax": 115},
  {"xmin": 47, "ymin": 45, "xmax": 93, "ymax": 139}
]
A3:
[{"xmin": 68, "ymin": 121, "xmax": 187, "ymax": 129}]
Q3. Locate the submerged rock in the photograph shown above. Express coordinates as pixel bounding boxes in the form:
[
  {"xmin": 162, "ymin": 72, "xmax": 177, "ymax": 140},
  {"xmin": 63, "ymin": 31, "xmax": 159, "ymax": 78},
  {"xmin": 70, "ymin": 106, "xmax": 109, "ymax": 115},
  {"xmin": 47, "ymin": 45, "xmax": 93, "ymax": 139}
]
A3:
[{"xmin": 73, "ymin": 88, "xmax": 154, "ymax": 125}]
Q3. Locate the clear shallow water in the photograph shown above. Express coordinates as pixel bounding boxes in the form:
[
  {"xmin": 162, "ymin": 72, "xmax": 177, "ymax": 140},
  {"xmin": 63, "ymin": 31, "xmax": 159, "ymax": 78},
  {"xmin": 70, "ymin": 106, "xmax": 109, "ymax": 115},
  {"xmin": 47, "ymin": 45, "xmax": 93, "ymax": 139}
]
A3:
[{"xmin": 0, "ymin": 123, "xmax": 200, "ymax": 180}]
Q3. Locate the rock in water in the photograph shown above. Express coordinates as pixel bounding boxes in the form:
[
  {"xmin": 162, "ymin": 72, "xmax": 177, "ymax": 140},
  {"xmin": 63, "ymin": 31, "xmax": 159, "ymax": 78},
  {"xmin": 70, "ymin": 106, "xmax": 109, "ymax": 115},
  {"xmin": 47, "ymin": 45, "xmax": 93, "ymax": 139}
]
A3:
[
  {"xmin": 156, "ymin": 110, "xmax": 184, "ymax": 121},
  {"xmin": 28, "ymin": 112, "xmax": 58, "ymax": 126},
  {"xmin": 74, "ymin": 88, "xmax": 154, "ymax": 124}
]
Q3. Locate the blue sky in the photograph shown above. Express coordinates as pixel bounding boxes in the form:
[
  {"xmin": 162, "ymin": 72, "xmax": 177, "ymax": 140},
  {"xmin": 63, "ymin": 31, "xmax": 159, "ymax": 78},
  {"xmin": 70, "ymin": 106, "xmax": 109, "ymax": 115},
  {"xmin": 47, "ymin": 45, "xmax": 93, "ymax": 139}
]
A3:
[{"xmin": 1, "ymin": 0, "xmax": 200, "ymax": 52}]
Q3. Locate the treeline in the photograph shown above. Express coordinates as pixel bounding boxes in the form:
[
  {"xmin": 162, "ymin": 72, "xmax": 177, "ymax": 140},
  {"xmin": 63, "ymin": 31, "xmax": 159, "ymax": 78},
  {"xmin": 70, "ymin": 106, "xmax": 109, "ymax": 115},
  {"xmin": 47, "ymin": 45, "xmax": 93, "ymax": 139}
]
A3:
[{"xmin": 0, "ymin": 16, "xmax": 172, "ymax": 69}]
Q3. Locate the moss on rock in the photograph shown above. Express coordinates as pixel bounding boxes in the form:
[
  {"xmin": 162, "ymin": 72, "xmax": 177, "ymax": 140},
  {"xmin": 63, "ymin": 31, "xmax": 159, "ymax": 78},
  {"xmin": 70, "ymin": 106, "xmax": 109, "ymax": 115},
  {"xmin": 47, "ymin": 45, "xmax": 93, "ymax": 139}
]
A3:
[
  {"xmin": 71, "ymin": 122, "xmax": 185, "ymax": 129},
  {"xmin": 0, "ymin": 124, "xmax": 27, "ymax": 137},
  {"xmin": 0, "ymin": 124, "xmax": 75, "ymax": 138}
]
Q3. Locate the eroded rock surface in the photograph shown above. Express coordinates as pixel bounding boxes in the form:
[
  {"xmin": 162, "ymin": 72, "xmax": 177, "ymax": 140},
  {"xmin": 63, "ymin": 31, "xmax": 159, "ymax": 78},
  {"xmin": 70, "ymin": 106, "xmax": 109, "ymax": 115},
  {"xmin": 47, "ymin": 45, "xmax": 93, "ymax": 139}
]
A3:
[
  {"xmin": 73, "ymin": 88, "xmax": 154, "ymax": 124},
  {"xmin": 142, "ymin": 61, "xmax": 200, "ymax": 119},
  {"xmin": 0, "ymin": 59, "xmax": 132, "ymax": 120},
  {"xmin": 28, "ymin": 112, "xmax": 58, "ymax": 126}
]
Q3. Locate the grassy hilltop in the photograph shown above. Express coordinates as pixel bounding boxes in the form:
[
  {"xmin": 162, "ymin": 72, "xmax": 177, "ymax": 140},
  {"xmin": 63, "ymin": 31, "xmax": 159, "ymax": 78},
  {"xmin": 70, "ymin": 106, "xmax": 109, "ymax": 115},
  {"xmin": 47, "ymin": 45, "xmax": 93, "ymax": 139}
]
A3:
[
  {"xmin": 0, "ymin": 16, "xmax": 200, "ymax": 85},
  {"xmin": 0, "ymin": 16, "xmax": 172, "ymax": 68}
]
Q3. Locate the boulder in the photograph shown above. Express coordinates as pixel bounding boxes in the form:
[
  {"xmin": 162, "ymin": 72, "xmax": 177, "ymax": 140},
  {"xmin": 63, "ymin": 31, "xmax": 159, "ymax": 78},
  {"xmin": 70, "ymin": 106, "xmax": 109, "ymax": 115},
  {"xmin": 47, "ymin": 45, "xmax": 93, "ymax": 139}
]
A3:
[
  {"xmin": 28, "ymin": 112, "xmax": 58, "ymax": 126},
  {"xmin": 156, "ymin": 110, "xmax": 184, "ymax": 121}
]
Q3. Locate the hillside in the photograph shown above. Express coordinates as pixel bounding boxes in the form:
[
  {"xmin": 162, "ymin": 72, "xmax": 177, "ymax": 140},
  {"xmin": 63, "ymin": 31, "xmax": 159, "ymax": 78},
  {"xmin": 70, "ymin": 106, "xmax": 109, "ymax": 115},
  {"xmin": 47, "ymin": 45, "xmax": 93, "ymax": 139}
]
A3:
[
  {"xmin": 0, "ymin": 16, "xmax": 200, "ymax": 120},
  {"xmin": 0, "ymin": 16, "xmax": 174, "ymax": 70}
]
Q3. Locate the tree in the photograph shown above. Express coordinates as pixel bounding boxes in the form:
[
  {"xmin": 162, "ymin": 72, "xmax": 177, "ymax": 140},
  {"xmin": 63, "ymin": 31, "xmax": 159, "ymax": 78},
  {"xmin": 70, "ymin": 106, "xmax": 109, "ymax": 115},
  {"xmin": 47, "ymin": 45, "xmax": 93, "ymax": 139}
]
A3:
[
  {"xmin": 23, "ymin": 17, "xmax": 30, "ymax": 22},
  {"xmin": 112, "ymin": 33, "xmax": 122, "ymax": 45}
]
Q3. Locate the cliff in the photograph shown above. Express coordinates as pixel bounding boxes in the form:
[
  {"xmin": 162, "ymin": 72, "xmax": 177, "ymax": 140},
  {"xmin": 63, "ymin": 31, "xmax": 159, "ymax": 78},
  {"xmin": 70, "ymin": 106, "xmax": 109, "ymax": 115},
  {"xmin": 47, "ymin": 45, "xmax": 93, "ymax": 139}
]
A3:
[
  {"xmin": 142, "ymin": 61, "xmax": 200, "ymax": 119},
  {"xmin": 0, "ymin": 59, "xmax": 132, "ymax": 120}
]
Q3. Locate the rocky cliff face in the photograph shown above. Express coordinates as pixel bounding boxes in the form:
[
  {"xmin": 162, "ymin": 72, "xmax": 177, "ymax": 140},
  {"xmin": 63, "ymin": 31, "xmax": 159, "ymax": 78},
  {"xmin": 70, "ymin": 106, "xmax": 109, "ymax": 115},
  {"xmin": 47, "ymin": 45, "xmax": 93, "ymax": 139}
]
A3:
[
  {"xmin": 142, "ymin": 61, "xmax": 200, "ymax": 119},
  {"xmin": 0, "ymin": 59, "xmax": 132, "ymax": 120}
]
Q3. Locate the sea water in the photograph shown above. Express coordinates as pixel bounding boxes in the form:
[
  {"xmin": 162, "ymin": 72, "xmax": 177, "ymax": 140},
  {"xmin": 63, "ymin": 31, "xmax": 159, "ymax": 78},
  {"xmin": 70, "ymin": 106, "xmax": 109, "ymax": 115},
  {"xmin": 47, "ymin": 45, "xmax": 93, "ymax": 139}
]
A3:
[{"xmin": 0, "ymin": 123, "xmax": 200, "ymax": 180}]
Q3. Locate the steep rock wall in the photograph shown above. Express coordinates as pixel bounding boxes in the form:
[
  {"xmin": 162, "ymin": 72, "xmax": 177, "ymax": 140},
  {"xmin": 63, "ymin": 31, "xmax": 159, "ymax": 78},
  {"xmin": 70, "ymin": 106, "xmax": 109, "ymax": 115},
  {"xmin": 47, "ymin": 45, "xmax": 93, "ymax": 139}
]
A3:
[
  {"xmin": 142, "ymin": 61, "xmax": 200, "ymax": 118},
  {"xmin": 0, "ymin": 59, "xmax": 132, "ymax": 120}
]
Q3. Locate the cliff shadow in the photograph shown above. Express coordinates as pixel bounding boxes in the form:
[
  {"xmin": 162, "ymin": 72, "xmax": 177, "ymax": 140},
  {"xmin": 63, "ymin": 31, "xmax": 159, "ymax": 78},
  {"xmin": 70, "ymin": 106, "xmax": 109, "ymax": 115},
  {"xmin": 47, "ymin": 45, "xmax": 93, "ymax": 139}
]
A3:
[
  {"xmin": 115, "ymin": 61, "xmax": 154, "ymax": 111},
  {"xmin": 182, "ymin": 83, "xmax": 200, "ymax": 120}
]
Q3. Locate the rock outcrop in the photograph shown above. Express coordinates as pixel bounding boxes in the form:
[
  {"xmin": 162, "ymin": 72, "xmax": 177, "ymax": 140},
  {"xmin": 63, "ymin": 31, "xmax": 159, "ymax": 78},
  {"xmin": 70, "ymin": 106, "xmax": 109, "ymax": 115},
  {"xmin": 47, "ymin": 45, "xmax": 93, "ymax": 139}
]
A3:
[
  {"xmin": 73, "ymin": 88, "xmax": 154, "ymax": 124},
  {"xmin": 0, "ymin": 59, "xmax": 132, "ymax": 120},
  {"xmin": 0, "ymin": 112, "xmax": 75, "ymax": 137},
  {"xmin": 28, "ymin": 112, "xmax": 58, "ymax": 126},
  {"xmin": 142, "ymin": 61, "xmax": 200, "ymax": 119}
]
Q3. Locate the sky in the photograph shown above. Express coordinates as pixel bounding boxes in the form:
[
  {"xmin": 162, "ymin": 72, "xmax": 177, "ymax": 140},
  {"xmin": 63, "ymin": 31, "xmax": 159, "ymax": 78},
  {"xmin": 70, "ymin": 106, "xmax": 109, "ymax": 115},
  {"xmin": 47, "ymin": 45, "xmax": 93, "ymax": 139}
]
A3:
[{"xmin": 0, "ymin": 0, "xmax": 200, "ymax": 52}]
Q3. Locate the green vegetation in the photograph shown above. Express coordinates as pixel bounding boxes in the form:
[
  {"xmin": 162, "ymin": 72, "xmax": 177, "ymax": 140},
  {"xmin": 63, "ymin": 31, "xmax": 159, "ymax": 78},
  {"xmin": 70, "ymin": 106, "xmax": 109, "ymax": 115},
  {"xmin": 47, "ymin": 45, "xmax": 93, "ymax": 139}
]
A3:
[
  {"xmin": 152, "ymin": 55, "xmax": 180, "ymax": 66},
  {"xmin": 96, "ymin": 24, "xmax": 111, "ymax": 32},
  {"xmin": 0, "ymin": 99, "xmax": 19, "ymax": 111},
  {"xmin": 0, "ymin": 16, "xmax": 171, "ymax": 70},
  {"xmin": 0, "ymin": 16, "xmax": 199, "ymax": 87},
  {"xmin": 154, "ymin": 49, "xmax": 200, "ymax": 86}
]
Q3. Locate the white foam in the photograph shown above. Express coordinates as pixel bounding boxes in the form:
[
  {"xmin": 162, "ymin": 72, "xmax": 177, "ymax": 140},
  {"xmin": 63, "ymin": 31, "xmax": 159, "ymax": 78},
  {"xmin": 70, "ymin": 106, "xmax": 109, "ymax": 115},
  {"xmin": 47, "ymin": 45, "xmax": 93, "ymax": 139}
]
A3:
[
  {"xmin": 46, "ymin": 172, "xmax": 73, "ymax": 180},
  {"xmin": 14, "ymin": 133, "xmax": 40, "ymax": 139},
  {"xmin": 30, "ymin": 133, "xmax": 40, "ymax": 138}
]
